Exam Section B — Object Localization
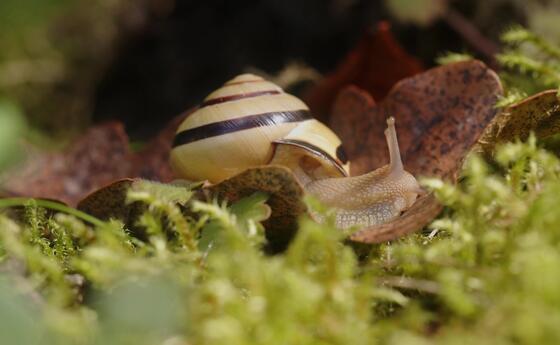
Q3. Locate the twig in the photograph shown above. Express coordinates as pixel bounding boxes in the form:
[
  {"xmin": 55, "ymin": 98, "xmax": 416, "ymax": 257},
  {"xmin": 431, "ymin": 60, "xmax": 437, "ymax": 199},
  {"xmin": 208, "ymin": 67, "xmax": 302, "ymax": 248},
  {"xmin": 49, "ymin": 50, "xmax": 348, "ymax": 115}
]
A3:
[{"xmin": 443, "ymin": 8, "xmax": 500, "ymax": 68}]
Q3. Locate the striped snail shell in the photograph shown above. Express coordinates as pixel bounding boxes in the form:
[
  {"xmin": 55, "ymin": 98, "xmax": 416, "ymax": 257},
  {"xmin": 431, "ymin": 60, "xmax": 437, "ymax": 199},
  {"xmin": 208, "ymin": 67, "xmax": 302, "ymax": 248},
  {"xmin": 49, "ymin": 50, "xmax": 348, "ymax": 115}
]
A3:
[
  {"xmin": 170, "ymin": 74, "xmax": 421, "ymax": 229},
  {"xmin": 170, "ymin": 74, "xmax": 349, "ymax": 184}
]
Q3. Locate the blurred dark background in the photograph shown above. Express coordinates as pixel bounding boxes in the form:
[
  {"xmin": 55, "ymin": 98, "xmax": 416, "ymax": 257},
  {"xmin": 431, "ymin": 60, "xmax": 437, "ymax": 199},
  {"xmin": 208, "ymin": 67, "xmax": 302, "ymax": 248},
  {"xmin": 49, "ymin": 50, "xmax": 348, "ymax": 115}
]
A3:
[
  {"xmin": 0, "ymin": 0, "xmax": 558, "ymax": 140},
  {"xmin": 93, "ymin": 0, "xmax": 377, "ymax": 136}
]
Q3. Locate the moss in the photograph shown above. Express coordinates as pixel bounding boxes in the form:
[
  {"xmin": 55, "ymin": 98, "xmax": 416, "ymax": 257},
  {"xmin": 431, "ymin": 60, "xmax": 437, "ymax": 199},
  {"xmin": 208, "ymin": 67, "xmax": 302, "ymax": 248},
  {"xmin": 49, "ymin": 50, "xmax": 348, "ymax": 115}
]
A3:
[
  {"xmin": 498, "ymin": 26, "xmax": 560, "ymax": 95},
  {"xmin": 0, "ymin": 135, "xmax": 560, "ymax": 344}
]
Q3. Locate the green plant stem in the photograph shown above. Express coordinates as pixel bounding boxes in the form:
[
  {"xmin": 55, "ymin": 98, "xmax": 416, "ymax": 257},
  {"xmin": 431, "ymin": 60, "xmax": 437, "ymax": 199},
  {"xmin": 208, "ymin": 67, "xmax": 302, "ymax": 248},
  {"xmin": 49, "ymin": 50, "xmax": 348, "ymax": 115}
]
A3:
[{"xmin": 0, "ymin": 197, "xmax": 105, "ymax": 227}]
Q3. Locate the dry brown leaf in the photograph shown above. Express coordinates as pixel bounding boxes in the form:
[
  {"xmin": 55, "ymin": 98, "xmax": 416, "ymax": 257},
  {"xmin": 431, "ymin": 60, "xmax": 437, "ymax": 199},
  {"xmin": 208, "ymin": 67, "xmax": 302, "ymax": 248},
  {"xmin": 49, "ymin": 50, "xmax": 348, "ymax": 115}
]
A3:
[
  {"xmin": 349, "ymin": 193, "xmax": 442, "ymax": 243},
  {"xmin": 0, "ymin": 112, "xmax": 189, "ymax": 206},
  {"xmin": 77, "ymin": 166, "xmax": 301, "ymax": 250},
  {"xmin": 303, "ymin": 21, "xmax": 423, "ymax": 121},
  {"xmin": 77, "ymin": 177, "xmax": 198, "ymax": 240},
  {"xmin": 477, "ymin": 90, "xmax": 560, "ymax": 152},
  {"xmin": 208, "ymin": 166, "xmax": 306, "ymax": 249},
  {"xmin": 332, "ymin": 60, "xmax": 503, "ymax": 179},
  {"xmin": 77, "ymin": 178, "xmax": 136, "ymax": 222},
  {"xmin": 1, "ymin": 122, "xmax": 133, "ymax": 206},
  {"xmin": 330, "ymin": 60, "xmax": 503, "ymax": 243}
]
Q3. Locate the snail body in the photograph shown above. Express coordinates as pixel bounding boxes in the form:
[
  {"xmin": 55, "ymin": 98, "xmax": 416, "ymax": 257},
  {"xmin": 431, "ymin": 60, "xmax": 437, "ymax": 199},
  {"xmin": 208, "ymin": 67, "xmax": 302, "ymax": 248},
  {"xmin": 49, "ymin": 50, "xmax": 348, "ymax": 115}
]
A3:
[
  {"xmin": 170, "ymin": 74, "xmax": 420, "ymax": 229},
  {"xmin": 305, "ymin": 117, "xmax": 420, "ymax": 228}
]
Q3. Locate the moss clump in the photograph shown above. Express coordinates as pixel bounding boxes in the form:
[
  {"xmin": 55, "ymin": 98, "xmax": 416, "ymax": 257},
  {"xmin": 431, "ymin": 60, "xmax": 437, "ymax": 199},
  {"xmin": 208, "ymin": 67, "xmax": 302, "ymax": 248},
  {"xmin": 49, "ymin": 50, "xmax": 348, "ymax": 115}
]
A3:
[
  {"xmin": 499, "ymin": 26, "xmax": 560, "ymax": 97},
  {"xmin": 0, "ymin": 135, "xmax": 559, "ymax": 344}
]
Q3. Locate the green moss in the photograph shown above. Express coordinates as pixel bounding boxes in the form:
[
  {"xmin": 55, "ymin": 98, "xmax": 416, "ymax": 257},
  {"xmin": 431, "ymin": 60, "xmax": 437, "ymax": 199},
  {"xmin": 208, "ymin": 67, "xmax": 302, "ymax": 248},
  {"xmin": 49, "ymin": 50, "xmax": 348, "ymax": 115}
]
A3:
[
  {"xmin": 498, "ymin": 26, "xmax": 560, "ymax": 95},
  {"xmin": 1, "ymin": 136, "xmax": 560, "ymax": 344}
]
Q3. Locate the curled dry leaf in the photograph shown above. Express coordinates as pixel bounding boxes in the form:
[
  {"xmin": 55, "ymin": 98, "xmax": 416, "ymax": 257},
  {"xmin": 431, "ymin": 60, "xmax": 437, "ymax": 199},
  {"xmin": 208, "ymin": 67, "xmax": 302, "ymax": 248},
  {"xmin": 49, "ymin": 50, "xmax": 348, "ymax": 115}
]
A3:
[
  {"xmin": 207, "ymin": 166, "xmax": 306, "ymax": 250},
  {"xmin": 77, "ymin": 178, "xmax": 136, "ymax": 223},
  {"xmin": 303, "ymin": 21, "xmax": 423, "ymax": 121},
  {"xmin": 78, "ymin": 177, "xmax": 197, "ymax": 238},
  {"xmin": 477, "ymin": 90, "xmax": 560, "ymax": 152},
  {"xmin": 78, "ymin": 165, "xmax": 302, "ymax": 250},
  {"xmin": 349, "ymin": 193, "xmax": 441, "ymax": 243},
  {"xmin": 330, "ymin": 60, "xmax": 502, "ymax": 243}
]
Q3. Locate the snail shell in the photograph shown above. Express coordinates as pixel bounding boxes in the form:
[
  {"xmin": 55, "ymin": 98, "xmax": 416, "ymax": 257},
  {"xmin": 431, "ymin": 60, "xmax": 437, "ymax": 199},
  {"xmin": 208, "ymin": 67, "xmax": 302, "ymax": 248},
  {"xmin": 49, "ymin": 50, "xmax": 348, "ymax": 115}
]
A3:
[
  {"xmin": 170, "ymin": 74, "xmax": 421, "ymax": 229},
  {"xmin": 170, "ymin": 74, "xmax": 349, "ymax": 184}
]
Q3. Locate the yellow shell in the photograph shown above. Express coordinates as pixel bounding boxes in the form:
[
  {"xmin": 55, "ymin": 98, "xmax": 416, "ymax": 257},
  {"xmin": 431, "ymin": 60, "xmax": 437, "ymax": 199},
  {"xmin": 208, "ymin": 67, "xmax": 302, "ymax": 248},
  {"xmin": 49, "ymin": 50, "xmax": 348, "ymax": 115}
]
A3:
[{"xmin": 170, "ymin": 74, "xmax": 349, "ymax": 183}]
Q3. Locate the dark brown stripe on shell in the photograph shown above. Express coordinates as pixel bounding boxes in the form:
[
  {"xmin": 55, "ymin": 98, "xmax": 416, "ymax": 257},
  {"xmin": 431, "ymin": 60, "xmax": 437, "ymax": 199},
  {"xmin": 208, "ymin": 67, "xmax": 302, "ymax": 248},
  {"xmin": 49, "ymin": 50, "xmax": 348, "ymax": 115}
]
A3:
[
  {"xmin": 273, "ymin": 139, "xmax": 348, "ymax": 177},
  {"xmin": 172, "ymin": 110, "xmax": 312, "ymax": 148},
  {"xmin": 201, "ymin": 90, "xmax": 281, "ymax": 108}
]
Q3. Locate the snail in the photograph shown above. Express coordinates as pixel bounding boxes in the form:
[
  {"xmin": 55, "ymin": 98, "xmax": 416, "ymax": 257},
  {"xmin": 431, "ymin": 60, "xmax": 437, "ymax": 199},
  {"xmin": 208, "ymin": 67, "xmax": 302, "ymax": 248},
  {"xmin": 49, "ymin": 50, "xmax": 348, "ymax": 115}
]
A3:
[{"xmin": 170, "ymin": 74, "xmax": 421, "ymax": 229}]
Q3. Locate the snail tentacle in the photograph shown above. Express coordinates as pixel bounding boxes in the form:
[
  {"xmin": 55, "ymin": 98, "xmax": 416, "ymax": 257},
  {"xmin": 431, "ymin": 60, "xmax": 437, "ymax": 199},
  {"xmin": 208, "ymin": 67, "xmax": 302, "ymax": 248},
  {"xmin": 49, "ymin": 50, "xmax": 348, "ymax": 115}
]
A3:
[{"xmin": 385, "ymin": 116, "xmax": 404, "ymax": 175}]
